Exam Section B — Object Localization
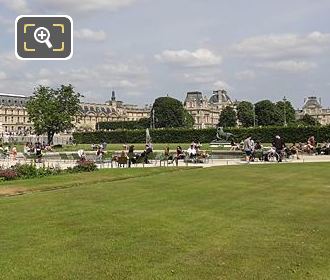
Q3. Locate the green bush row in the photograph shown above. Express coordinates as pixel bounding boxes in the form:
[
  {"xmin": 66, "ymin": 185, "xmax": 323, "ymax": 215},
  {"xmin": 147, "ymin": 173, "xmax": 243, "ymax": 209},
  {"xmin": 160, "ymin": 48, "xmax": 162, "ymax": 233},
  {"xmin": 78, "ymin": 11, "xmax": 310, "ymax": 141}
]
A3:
[
  {"xmin": 73, "ymin": 125, "xmax": 330, "ymax": 144},
  {"xmin": 97, "ymin": 118, "xmax": 150, "ymax": 130}
]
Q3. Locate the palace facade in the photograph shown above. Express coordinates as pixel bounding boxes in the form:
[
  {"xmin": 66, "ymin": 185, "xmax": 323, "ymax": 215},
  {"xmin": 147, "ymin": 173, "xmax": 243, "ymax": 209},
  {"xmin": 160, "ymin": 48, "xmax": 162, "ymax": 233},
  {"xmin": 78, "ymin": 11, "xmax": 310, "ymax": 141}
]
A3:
[
  {"xmin": 184, "ymin": 90, "xmax": 234, "ymax": 129},
  {"xmin": 0, "ymin": 93, "xmax": 32, "ymax": 134},
  {"xmin": 296, "ymin": 96, "xmax": 330, "ymax": 125},
  {"xmin": 0, "ymin": 91, "xmax": 151, "ymax": 134},
  {"xmin": 74, "ymin": 91, "xmax": 151, "ymax": 131},
  {"xmin": 3, "ymin": 90, "xmax": 329, "ymax": 135}
]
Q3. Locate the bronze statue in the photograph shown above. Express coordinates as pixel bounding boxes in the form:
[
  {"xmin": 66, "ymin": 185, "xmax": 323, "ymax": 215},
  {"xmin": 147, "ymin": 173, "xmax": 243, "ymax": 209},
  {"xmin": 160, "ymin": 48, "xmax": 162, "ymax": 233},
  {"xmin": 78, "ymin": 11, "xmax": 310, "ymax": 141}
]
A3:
[{"xmin": 215, "ymin": 127, "xmax": 235, "ymax": 142}]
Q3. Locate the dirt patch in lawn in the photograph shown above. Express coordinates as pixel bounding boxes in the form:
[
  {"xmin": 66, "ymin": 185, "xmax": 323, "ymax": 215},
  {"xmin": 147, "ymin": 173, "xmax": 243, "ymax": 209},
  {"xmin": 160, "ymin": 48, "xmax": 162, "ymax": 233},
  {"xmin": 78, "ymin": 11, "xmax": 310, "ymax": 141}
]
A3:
[{"xmin": 0, "ymin": 188, "xmax": 27, "ymax": 197}]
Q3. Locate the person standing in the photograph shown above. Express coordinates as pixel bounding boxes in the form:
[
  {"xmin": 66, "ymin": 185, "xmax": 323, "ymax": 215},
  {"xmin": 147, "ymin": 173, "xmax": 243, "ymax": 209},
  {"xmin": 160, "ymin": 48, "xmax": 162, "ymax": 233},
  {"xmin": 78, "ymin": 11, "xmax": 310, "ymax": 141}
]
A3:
[
  {"xmin": 243, "ymin": 136, "xmax": 253, "ymax": 162},
  {"xmin": 128, "ymin": 145, "xmax": 135, "ymax": 168},
  {"xmin": 11, "ymin": 146, "xmax": 17, "ymax": 161},
  {"xmin": 272, "ymin": 135, "xmax": 285, "ymax": 162},
  {"xmin": 35, "ymin": 142, "xmax": 42, "ymax": 163}
]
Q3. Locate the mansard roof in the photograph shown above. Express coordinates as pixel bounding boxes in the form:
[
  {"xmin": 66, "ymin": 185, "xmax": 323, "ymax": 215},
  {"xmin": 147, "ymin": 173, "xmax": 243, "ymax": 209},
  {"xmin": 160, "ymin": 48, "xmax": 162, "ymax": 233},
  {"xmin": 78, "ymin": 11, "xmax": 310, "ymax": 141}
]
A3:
[
  {"xmin": 209, "ymin": 90, "xmax": 232, "ymax": 104},
  {"xmin": 303, "ymin": 97, "xmax": 322, "ymax": 109},
  {"xmin": 184, "ymin": 91, "xmax": 203, "ymax": 105}
]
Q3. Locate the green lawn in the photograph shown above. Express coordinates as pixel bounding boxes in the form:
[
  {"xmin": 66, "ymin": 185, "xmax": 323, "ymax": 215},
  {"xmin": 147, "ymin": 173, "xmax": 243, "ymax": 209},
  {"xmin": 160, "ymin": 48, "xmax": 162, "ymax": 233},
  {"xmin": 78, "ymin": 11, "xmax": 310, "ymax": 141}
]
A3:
[{"xmin": 0, "ymin": 164, "xmax": 329, "ymax": 279}]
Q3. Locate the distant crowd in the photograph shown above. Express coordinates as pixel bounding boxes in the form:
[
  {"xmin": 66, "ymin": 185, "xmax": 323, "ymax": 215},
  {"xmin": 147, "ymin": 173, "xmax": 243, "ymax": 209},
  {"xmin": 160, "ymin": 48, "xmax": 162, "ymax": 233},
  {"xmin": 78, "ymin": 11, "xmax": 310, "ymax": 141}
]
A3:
[{"xmin": 239, "ymin": 135, "xmax": 330, "ymax": 163}]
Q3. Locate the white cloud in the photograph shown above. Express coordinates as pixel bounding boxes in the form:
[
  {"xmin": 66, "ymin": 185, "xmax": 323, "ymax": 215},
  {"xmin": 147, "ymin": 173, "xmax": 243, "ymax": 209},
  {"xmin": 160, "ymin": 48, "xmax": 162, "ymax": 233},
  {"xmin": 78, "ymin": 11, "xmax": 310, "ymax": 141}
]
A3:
[
  {"xmin": 22, "ymin": 60, "xmax": 150, "ymax": 93},
  {"xmin": 235, "ymin": 70, "xmax": 256, "ymax": 80},
  {"xmin": 75, "ymin": 28, "xmax": 107, "ymax": 42},
  {"xmin": 0, "ymin": 52, "xmax": 26, "ymax": 70},
  {"xmin": 155, "ymin": 48, "xmax": 222, "ymax": 67},
  {"xmin": 33, "ymin": 0, "xmax": 136, "ymax": 13},
  {"xmin": 233, "ymin": 32, "xmax": 330, "ymax": 59},
  {"xmin": 258, "ymin": 60, "xmax": 317, "ymax": 73},
  {"xmin": 213, "ymin": 80, "xmax": 231, "ymax": 90},
  {"xmin": 183, "ymin": 73, "xmax": 216, "ymax": 84},
  {"xmin": 0, "ymin": 0, "xmax": 29, "ymax": 13}
]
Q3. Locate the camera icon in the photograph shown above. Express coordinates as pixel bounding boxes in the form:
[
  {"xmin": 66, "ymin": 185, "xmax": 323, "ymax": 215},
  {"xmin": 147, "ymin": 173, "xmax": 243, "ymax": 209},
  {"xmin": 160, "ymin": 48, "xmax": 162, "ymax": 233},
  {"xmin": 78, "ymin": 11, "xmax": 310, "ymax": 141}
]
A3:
[{"xmin": 15, "ymin": 15, "xmax": 73, "ymax": 60}]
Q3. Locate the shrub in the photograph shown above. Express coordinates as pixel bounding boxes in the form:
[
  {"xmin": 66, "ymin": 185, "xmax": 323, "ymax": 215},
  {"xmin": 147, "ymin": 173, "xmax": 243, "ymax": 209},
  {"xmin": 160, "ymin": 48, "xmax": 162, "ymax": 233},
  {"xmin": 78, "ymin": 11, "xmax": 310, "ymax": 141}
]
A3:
[
  {"xmin": 12, "ymin": 163, "xmax": 63, "ymax": 179},
  {"xmin": 13, "ymin": 163, "xmax": 38, "ymax": 178},
  {"xmin": 0, "ymin": 169, "xmax": 18, "ymax": 181},
  {"xmin": 70, "ymin": 160, "xmax": 97, "ymax": 173}
]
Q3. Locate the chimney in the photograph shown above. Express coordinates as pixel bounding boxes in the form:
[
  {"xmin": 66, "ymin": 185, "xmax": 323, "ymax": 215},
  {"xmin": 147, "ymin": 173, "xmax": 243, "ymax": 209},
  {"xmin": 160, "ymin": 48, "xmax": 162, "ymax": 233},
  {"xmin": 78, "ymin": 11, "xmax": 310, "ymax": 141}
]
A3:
[{"xmin": 111, "ymin": 90, "xmax": 116, "ymax": 102}]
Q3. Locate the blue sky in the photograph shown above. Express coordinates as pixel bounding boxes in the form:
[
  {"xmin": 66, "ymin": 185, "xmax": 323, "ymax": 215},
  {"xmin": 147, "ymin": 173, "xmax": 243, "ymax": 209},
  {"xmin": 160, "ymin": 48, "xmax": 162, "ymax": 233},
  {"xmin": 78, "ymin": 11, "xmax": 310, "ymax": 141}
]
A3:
[{"xmin": 0, "ymin": 0, "xmax": 330, "ymax": 108}]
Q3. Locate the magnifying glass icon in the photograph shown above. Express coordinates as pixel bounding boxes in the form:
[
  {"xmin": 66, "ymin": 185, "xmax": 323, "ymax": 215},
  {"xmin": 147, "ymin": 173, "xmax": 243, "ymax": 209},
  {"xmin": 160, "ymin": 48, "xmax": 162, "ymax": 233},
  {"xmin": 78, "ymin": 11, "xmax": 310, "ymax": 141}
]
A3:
[{"xmin": 34, "ymin": 27, "xmax": 53, "ymax": 49}]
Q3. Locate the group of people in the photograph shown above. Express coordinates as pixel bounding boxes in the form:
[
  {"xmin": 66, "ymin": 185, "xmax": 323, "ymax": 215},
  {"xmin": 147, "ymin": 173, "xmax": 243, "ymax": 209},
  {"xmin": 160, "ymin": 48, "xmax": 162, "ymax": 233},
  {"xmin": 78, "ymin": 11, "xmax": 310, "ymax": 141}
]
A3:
[
  {"xmin": 114, "ymin": 141, "xmax": 208, "ymax": 167},
  {"xmin": 24, "ymin": 142, "xmax": 44, "ymax": 162},
  {"xmin": 165, "ymin": 142, "xmax": 209, "ymax": 164},
  {"xmin": 0, "ymin": 142, "xmax": 45, "ymax": 162},
  {"xmin": 114, "ymin": 142, "xmax": 154, "ymax": 167},
  {"xmin": 0, "ymin": 144, "xmax": 18, "ymax": 160},
  {"xmin": 241, "ymin": 134, "xmax": 328, "ymax": 163}
]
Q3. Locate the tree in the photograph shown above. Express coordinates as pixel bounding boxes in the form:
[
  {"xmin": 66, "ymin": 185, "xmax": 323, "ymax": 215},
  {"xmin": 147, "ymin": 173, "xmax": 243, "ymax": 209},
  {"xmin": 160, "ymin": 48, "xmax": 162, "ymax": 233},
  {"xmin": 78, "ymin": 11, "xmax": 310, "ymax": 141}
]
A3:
[
  {"xmin": 26, "ymin": 85, "xmax": 82, "ymax": 144},
  {"xmin": 218, "ymin": 106, "xmax": 237, "ymax": 128},
  {"xmin": 254, "ymin": 100, "xmax": 279, "ymax": 126},
  {"xmin": 237, "ymin": 101, "xmax": 254, "ymax": 127},
  {"xmin": 151, "ymin": 96, "xmax": 194, "ymax": 128},
  {"xmin": 275, "ymin": 100, "xmax": 296, "ymax": 125},
  {"xmin": 298, "ymin": 114, "xmax": 321, "ymax": 126}
]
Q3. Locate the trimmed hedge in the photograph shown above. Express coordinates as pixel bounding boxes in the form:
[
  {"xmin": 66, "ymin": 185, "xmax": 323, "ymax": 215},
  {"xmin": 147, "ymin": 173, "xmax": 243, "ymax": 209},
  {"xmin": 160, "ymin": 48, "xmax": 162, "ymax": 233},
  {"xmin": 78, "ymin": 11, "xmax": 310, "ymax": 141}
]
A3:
[
  {"xmin": 97, "ymin": 119, "xmax": 150, "ymax": 130},
  {"xmin": 73, "ymin": 125, "xmax": 330, "ymax": 144}
]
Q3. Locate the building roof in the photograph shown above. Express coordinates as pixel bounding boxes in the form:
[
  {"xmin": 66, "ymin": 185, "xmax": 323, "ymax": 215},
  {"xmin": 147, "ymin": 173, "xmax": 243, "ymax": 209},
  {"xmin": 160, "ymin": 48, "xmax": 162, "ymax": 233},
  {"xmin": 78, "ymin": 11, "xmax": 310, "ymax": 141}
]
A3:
[
  {"xmin": 303, "ymin": 97, "xmax": 322, "ymax": 109},
  {"xmin": 0, "ymin": 93, "xmax": 27, "ymax": 98},
  {"xmin": 209, "ymin": 90, "xmax": 232, "ymax": 104},
  {"xmin": 184, "ymin": 91, "xmax": 203, "ymax": 105}
]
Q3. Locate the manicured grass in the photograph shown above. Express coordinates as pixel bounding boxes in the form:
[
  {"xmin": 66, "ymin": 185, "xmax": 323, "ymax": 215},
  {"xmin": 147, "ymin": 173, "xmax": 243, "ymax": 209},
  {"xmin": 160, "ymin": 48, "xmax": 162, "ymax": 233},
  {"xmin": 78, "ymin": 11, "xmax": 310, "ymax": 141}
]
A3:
[{"xmin": 0, "ymin": 163, "xmax": 329, "ymax": 279}]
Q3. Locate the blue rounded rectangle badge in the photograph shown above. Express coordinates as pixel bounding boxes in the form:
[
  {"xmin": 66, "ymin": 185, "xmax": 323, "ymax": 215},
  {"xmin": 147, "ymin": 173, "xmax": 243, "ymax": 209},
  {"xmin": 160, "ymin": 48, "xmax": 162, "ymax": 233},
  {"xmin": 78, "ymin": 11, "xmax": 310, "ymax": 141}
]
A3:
[{"xmin": 15, "ymin": 15, "xmax": 73, "ymax": 60}]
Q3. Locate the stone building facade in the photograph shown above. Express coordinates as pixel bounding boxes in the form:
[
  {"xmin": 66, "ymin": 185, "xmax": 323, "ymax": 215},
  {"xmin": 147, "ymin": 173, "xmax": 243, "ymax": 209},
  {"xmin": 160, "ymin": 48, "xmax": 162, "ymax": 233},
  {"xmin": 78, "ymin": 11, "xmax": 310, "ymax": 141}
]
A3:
[
  {"xmin": 0, "ymin": 91, "xmax": 151, "ymax": 134},
  {"xmin": 74, "ymin": 91, "xmax": 151, "ymax": 131},
  {"xmin": 296, "ymin": 97, "xmax": 330, "ymax": 125},
  {"xmin": 0, "ymin": 93, "xmax": 32, "ymax": 134},
  {"xmin": 184, "ymin": 90, "xmax": 234, "ymax": 129}
]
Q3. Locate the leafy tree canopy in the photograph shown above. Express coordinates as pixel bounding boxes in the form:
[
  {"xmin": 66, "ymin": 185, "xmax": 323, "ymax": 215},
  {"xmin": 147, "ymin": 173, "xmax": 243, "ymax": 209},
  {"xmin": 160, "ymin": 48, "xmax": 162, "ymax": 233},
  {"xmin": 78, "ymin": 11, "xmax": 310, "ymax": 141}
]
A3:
[
  {"xmin": 298, "ymin": 114, "xmax": 321, "ymax": 126},
  {"xmin": 275, "ymin": 100, "xmax": 296, "ymax": 125},
  {"xmin": 237, "ymin": 101, "xmax": 254, "ymax": 127},
  {"xmin": 254, "ymin": 100, "xmax": 279, "ymax": 126},
  {"xmin": 152, "ymin": 96, "xmax": 194, "ymax": 128},
  {"xmin": 218, "ymin": 106, "xmax": 237, "ymax": 128},
  {"xmin": 26, "ymin": 85, "xmax": 82, "ymax": 144}
]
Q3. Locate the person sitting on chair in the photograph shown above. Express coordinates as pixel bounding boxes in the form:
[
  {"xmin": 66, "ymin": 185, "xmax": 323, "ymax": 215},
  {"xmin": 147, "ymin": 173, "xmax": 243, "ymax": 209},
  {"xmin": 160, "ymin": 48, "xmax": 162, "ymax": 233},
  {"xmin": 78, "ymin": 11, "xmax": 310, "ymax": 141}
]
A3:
[
  {"xmin": 306, "ymin": 136, "xmax": 316, "ymax": 154},
  {"xmin": 140, "ymin": 144, "xmax": 153, "ymax": 164},
  {"xmin": 187, "ymin": 144, "xmax": 197, "ymax": 159},
  {"xmin": 96, "ymin": 146, "xmax": 104, "ymax": 161},
  {"xmin": 78, "ymin": 149, "xmax": 86, "ymax": 162}
]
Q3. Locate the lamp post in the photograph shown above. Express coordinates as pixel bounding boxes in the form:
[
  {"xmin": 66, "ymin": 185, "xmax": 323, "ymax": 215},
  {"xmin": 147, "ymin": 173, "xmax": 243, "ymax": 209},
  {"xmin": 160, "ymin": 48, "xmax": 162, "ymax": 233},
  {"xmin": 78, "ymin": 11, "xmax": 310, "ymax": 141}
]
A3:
[
  {"xmin": 253, "ymin": 104, "xmax": 256, "ymax": 127},
  {"xmin": 283, "ymin": 96, "xmax": 287, "ymax": 127}
]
